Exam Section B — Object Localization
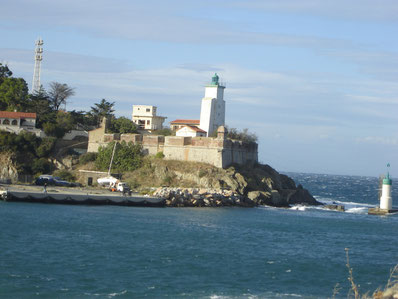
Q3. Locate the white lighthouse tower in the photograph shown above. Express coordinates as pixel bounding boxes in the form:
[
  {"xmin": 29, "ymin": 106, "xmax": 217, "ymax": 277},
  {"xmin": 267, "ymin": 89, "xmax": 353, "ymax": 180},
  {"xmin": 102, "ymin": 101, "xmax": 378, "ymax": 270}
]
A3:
[
  {"xmin": 199, "ymin": 73, "xmax": 226, "ymax": 137},
  {"xmin": 380, "ymin": 164, "xmax": 393, "ymax": 210}
]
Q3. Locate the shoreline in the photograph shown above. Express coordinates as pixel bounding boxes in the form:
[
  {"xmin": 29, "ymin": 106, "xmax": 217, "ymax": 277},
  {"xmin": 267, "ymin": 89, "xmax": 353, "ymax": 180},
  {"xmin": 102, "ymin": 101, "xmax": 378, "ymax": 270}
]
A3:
[{"xmin": 0, "ymin": 184, "xmax": 322, "ymax": 208}]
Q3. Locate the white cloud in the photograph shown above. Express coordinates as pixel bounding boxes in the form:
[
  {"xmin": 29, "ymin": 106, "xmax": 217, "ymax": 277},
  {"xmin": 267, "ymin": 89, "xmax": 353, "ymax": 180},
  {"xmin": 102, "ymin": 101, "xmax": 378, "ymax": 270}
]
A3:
[
  {"xmin": 345, "ymin": 95, "xmax": 398, "ymax": 105},
  {"xmin": 322, "ymin": 49, "xmax": 398, "ymax": 81},
  {"xmin": 0, "ymin": 0, "xmax": 359, "ymax": 49},
  {"xmin": 233, "ymin": 0, "xmax": 398, "ymax": 22},
  {"xmin": 356, "ymin": 136, "xmax": 398, "ymax": 145}
]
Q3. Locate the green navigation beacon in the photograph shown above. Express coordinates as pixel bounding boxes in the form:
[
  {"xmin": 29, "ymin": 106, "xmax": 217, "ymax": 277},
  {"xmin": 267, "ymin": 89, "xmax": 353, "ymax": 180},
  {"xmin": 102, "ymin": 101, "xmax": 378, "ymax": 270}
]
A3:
[{"xmin": 211, "ymin": 73, "xmax": 219, "ymax": 86}]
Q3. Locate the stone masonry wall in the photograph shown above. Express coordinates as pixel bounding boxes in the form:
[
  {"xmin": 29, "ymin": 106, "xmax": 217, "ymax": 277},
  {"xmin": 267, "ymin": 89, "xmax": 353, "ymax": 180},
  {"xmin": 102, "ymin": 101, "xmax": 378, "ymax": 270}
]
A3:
[
  {"xmin": 87, "ymin": 119, "xmax": 258, "ymax": 168},
  {"xmin": 163, "ymin": 136, "xmax": 223, "ymax": 167}
]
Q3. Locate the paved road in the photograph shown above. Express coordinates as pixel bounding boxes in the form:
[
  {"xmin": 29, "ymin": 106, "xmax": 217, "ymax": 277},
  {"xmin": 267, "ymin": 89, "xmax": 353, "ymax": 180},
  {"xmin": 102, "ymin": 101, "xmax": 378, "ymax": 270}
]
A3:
[{"xmin": 0, "ymin": 184, "xmax": 152, "ymax": 199}]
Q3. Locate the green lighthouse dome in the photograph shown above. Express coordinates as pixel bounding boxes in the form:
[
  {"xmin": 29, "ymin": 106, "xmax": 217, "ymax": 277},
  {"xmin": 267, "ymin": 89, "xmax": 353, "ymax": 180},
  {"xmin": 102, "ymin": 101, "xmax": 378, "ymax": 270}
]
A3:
[
  {"xmin": 383, "ymin": 172, "xmax": 392, "ymax": 185},
  {"xmin": 211, "ymin": 73, "xmax": 219, "ymax": 85},
  {"xmin": 383, "ymin": 163, "xmax": 392, "ymax": 185}
]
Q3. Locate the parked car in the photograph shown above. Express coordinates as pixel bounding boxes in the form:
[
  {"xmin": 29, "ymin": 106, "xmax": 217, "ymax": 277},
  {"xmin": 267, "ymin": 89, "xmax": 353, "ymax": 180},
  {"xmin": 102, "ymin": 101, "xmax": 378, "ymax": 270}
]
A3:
[{"xmin": 35, "ymin": 175, "xmax": 72, "ymax": 187}]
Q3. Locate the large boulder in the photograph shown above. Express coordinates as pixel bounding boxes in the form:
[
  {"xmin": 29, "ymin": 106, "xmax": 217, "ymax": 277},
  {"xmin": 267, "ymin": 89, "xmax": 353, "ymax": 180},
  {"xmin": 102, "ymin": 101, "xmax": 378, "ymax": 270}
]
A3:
[
  {"xmin": 247, "ymin": 191, "xmax": 272, "ymax": 205},
  {"xmin": 270, "ymin": 190, "xmax": 289, "ymax": 207},
  {"xmin": 287, "ymin": 185, "xmax": 321, "ymax": 206}
]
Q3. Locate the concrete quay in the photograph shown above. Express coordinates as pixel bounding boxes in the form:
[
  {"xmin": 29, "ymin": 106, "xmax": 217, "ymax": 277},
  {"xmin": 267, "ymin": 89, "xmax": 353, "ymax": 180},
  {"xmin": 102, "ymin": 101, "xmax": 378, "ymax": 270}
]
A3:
[{"xmin": 0, "ymin": 185, "xmax": 165, "ymax": 207}]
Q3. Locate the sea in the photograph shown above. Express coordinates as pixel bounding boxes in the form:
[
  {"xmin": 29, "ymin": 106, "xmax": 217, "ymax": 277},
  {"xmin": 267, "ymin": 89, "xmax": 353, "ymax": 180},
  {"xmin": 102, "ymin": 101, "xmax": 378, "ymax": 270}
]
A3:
[{"xmin": 1, "ymin": 173, "xmax": 397, "ymax": 298}]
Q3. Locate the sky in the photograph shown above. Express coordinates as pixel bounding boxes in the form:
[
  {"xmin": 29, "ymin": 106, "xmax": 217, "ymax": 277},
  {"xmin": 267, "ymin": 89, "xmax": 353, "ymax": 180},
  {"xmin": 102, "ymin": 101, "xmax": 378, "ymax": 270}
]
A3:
[{"xmin": 0, "ymin": 0, "xmax": 397, "ymax": 177}]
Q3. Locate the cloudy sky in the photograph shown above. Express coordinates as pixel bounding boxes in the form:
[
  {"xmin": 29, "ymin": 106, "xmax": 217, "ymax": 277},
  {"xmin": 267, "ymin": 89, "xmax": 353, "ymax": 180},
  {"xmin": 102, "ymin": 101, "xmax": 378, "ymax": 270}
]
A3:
[{"xmin": 1, "ymin": 0, "xmax": 397, "ymax": 176}]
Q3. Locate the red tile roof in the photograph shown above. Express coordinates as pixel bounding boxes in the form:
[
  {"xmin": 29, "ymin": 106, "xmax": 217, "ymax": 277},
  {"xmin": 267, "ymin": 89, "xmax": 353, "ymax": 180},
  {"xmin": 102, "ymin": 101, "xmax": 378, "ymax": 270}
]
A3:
[
  {"xmin": 0, "ymin": 111, "xmax": 37, "ymax": 119},
  {"xmin": 179, "ymin": 125, "xmax": 206, "ymax": 133},
  {"xmin": 170, "ymin": 119, "xmax": 200, "ymax": 124}
]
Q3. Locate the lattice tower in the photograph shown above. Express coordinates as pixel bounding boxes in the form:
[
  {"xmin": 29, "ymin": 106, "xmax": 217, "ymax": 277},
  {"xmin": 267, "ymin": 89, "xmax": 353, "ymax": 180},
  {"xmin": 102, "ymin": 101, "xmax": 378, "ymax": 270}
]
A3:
[{"xmin": 32, "ymin": 38, "xmax": 43, "ymax": 93}]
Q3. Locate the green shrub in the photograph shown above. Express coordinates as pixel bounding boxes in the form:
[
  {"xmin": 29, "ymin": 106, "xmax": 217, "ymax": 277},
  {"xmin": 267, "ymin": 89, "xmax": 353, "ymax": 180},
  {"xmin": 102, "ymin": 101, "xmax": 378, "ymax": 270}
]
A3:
[
  {"xmin": 36, "ymin": 137, "xmax": 56, "ymax": 158},
  {"xmin": 53, "ymin": 169, "xmax": 75, "ymax": 181},
  {"xmin": 95, "ymin": 141, "xmax": 143, "ymax": 172},
  {"xmin": 155, "ymin": 151, "xmax": 165, "ymax": 159},
  {"xmin": 43, "ymin": 122, "xmax": 65, "ymax": 138},
  {"xmin": 32, "ymin": 158, "xmax": 52, "ymax": 175},
  {"xmin": 79, "ymin": 152, "xmax": 97, "ymax": 164},
  {"xmin": 162, "ymin": 175, "xmax": 173, "ymax": 186},
  {"xmin": 127, "ymin": 179, "xmax": 140, "ymax": 190},
  {"xmin": 198, "ymin": 169, "xmax": 207, "ymax": 178},
  {"xmin": 227, "ymin": 127, "xmax": 258, "ymax": 143},
  {"xmin": 108, "ymin": 117, "xmax": 137, "ymax": 134}
]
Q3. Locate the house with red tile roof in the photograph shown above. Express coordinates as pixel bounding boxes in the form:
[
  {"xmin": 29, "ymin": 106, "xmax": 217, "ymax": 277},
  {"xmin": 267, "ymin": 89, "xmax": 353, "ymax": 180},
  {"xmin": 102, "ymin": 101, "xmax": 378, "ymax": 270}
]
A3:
[
  {"xmin": 0, "ymin": 111, "xmax": 44, "ymax": 137},
  {"xmin": 170, "ymin": 119, "xmax": 200, "ymax": 131}
]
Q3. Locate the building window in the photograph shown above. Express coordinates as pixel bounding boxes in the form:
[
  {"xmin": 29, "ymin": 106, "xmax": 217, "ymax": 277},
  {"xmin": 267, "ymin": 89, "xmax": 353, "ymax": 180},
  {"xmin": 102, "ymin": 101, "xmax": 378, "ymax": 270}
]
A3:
[
  {"xmin": 3, "ymin": 119, "xmax": 10, "ymax": 125},
  {"xmin": 146, "ymin": 108, "xmax": 150, "ymax": 112},
  {"xmin": 147, "ymin": 120, "xmax": 150, "ymax": 125},
  {"xmin": 138, "ymin": 120, "xmax": 145, "ymax": 129},
  {"xmin": 11, "ymin": 120, "xmax": 17, "ymax": 125}
]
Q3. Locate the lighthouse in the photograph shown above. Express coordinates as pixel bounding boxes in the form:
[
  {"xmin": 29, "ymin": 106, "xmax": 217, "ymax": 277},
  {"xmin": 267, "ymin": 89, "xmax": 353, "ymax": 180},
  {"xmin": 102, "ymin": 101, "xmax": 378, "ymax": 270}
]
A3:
[
  {"xmin": 199, "ymin": 73, "xmax": 226, "ymax": 137},
  {"xmin": 369, "ymin": 164, "xmax": 396, "ymax": 215},
  {"xmin": 380, "ymin": 165, "xmax": 393, "ymax": 210}
]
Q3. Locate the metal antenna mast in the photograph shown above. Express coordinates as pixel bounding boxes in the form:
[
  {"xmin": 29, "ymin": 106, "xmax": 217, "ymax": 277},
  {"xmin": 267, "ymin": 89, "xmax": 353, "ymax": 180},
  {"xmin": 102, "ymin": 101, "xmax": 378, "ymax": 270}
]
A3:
[{"xmin": 32, "ymin": 38, "xmax": 43, "ymax": 93}]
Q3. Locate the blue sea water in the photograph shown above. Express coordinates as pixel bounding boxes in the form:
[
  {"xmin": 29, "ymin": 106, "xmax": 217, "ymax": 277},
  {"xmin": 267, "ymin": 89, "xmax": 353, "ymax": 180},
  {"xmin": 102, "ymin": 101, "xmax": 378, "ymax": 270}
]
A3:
[{"xmin": 1, "ymin": 173, "xmax": 397, "ymax": 298}]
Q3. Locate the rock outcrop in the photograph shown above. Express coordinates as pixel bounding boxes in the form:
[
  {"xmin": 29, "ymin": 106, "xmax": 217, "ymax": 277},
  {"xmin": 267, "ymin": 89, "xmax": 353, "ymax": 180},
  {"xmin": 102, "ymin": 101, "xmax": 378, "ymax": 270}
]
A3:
[
  {"xmin": 0, "ymin": 152, "xmax": 18, "ymax": 183},
  {"xmin": 146, "ymin": 162, "xmax": 321, "ymax": 208},
  {"xmin": 154, "ymin": 188, "xmax": 255, "ymax": 207}
]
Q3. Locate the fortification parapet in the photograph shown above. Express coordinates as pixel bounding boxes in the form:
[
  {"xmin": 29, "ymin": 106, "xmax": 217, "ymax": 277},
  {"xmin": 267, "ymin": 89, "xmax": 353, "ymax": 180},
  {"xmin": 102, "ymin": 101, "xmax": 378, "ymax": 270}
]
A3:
[
  {"xmin": 103, "ymin": 134, "xmax": 120, "ymax": 143},
  {"xmin": 143, "ymin": 135, "xmax": 165, "ymax": 145},
  {"xmin": 120, "ymin": 134, "xmax": 142, "ymax": 144},
  {"xmin": 165, "ymin": 136, "xmax": 192, "ymax": 146},
  {"xmin": 191, "ymin": 137, "xmax": 224, "ymax": 148}
]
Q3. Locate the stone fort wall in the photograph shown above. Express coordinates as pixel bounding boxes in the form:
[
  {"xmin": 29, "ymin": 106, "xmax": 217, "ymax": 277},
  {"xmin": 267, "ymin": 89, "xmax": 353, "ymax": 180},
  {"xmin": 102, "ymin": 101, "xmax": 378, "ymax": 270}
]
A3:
[{"xmin": 87, "ymin": 121, "xmax": 258, "ymax": 169}]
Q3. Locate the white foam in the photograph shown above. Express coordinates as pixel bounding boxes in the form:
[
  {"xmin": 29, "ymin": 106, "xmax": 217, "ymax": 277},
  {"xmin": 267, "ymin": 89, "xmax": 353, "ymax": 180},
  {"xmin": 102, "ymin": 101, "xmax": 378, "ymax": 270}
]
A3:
[
  {"xmin": 345, "ymin": 207, "xmax": 368, "ymax": 214},
  {"xmin": 108, "ymin": 290, "xmax": 127, "ymax": 298},
  {"xmin": 290, "ymin": 206, "xmax": 306, "ymax": 211}
]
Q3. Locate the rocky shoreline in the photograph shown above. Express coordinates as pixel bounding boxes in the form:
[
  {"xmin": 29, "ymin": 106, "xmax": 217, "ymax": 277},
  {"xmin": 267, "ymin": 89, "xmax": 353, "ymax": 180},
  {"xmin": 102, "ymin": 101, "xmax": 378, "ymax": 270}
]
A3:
[
  {"xmin": 133, "ymin": 162, "xmax": 322, "ymax": 208},
  {"xmin": 154, "ymin": 185, "xmax": 322, "ymax": 208}
]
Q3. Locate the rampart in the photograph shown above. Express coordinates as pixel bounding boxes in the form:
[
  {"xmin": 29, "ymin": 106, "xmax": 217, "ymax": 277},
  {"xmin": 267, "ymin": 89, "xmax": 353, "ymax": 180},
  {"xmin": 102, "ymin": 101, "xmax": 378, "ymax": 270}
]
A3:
[{"xmin": 87, "ymin": 121, "xmax": 258, "ymax": 168}]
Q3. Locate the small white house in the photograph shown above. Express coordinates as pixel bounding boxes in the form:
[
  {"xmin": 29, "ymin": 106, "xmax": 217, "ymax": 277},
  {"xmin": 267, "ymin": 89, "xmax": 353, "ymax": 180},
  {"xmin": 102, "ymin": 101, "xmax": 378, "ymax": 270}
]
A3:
[
  {"xmin": 0, "ymin": 111, "xmax": 44, "ymax": 137},
  {"xmin": 176, "ymin": 125, "xmax": 206, "ymax": 137},
  {"xmin": 131, "ymin": 105, "xmax": 166, "ymax": 130}
]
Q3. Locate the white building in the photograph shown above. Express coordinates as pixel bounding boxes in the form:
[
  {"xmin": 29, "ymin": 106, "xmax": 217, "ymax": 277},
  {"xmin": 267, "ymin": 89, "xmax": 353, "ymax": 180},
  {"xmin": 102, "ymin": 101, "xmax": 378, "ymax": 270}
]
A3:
[
  {"xmin": 176, "ymin": 125, "xmax": 206, "ymax": 137},
  {"xmin": 0, "ymin": 111, "xmax": 44, "ymax": 137},
  {"xmin": 170, "ymin": 119, "xmax": 200, "ymax": 131},
  {"xmin": 199, "ymin": 73, "xmax": 226, "ymax": 137},
  {"xmin": 131, "ymin": 105, "xmax": 166, "ymax": 131}
]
